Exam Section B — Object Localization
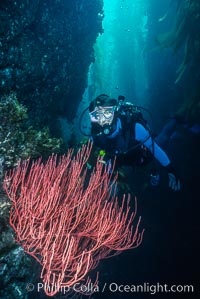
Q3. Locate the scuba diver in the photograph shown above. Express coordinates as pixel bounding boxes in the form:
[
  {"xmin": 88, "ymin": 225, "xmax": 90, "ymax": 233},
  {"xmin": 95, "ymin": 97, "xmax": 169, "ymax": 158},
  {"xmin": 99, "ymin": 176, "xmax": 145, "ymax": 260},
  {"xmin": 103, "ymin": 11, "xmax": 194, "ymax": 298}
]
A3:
[{"xmin": 83, "ymin": 94, "xmax": 181, "ymax": 191}]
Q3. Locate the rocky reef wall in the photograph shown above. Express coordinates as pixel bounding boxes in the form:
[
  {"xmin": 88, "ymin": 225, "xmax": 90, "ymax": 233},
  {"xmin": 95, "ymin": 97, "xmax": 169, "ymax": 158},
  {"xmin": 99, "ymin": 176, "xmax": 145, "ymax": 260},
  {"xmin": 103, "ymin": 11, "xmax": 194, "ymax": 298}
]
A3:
[
  {"xmin": 0, "ymin": 2, "xmax": 103, "ymax": 298},
  {"xmin": 0, "ymin": 0, "xmax": 103, "ymax": 133}
]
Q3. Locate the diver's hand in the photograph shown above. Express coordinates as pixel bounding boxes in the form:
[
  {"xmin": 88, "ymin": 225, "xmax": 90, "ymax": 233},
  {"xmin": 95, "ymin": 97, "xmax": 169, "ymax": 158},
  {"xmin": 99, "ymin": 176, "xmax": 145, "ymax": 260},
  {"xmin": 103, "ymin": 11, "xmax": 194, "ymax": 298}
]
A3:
[
  {"xmin": 98, "ymin": 158, "xmax": 113, "ymax": 173},
  {"xmin": 168, "ymin": 172, "xmax": 181, "ymax": 191},
  {"xmin": 166, "ymin": 163, "xmax": 181, "ymax": 191},
  {"xmin": 105, "ymin": 159, "xmax": 113, "ymax": 174}
]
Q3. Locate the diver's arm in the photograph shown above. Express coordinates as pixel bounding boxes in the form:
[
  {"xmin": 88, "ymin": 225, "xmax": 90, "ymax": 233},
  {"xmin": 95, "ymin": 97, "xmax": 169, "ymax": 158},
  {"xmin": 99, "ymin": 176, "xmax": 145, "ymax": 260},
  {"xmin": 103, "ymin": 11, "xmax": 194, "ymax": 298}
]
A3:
[
  {"xmin": 135, "ymin": 122, "xmax": 170, "ymax": 167},
  {"xmin": 135, "ymin": 122, "xmax": 180, "ymax": 190}
]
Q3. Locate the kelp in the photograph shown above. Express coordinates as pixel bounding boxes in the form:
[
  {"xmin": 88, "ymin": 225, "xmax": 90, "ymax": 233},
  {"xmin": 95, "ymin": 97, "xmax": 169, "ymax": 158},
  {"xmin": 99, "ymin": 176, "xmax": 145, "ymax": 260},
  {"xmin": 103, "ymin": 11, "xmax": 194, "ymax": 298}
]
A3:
[{"xmin": 157, "ymin": 0, "xmax": 200, "ymax": 83}]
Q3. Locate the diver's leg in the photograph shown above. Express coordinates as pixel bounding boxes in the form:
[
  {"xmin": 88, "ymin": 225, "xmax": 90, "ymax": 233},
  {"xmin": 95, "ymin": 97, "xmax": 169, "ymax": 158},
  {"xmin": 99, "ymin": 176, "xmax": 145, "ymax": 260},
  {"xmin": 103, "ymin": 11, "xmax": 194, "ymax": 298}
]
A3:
[{"xmin": 155, "ymin": 119, "xmax": 177, "ymax": 147}]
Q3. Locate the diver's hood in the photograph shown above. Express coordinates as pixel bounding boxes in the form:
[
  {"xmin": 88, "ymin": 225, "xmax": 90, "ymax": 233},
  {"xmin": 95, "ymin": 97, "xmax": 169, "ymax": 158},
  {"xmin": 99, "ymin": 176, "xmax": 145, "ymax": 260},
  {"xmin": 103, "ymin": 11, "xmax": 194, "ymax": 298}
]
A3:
[{"xmin": 89, "ymin": 94, "xmax": 118, "ymax": 112}]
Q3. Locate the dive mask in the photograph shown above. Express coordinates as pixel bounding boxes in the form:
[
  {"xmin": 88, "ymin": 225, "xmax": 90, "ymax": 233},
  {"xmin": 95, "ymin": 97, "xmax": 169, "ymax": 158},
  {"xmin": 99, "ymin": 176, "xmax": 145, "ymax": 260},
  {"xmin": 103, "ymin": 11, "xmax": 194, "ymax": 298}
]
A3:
[{"xmin": 89, "ymin": 106, "xmax": 115, "ymax": 126}]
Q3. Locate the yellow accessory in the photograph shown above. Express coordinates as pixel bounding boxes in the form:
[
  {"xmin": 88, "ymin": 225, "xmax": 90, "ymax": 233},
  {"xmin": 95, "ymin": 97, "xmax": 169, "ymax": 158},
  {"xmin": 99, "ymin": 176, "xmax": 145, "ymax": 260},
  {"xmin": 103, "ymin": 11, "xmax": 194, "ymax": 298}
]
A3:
[{"xmin": 99, "ymin": 149, "xmax": 106, "ymax": 157}]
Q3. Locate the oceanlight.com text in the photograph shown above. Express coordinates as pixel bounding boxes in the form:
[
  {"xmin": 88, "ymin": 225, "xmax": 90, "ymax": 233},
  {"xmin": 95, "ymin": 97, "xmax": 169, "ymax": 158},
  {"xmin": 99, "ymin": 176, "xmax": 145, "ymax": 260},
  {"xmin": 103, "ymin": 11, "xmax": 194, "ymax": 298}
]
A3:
[
  {"xmin": 108, "ymin": 282, "xmax": 194, "ymax": 295},
  {"xmin": 26, "ymin": 281, "xmax": 195, "ymax": 295}
]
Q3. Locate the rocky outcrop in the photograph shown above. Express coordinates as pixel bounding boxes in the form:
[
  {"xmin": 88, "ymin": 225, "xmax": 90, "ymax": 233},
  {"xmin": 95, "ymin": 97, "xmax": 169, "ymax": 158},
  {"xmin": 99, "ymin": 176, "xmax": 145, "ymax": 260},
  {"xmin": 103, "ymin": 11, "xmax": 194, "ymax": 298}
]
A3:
[
  {"xmin": 0, "ymin": 2, "xmax": 103, "ymax": 298},
  {"xmin": 0, "ymin": 0, "xmax": 103, "ymax": 133}
]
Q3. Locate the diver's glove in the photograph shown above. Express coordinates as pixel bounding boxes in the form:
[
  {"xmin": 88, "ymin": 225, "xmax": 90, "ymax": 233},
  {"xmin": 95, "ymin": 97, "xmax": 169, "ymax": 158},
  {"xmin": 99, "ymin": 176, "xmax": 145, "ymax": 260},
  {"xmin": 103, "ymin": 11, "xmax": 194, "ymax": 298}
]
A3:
[
  {"xmin": 166, "ymin": 164, "xmax": 181, "ymax": 191},
  {"xmin": 105, "ymin": 159, "xmax": 113, "ymax": 174},
  {"xmin": 97, "ymin": 157, "xmax": 113, "ymax": 173}
]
